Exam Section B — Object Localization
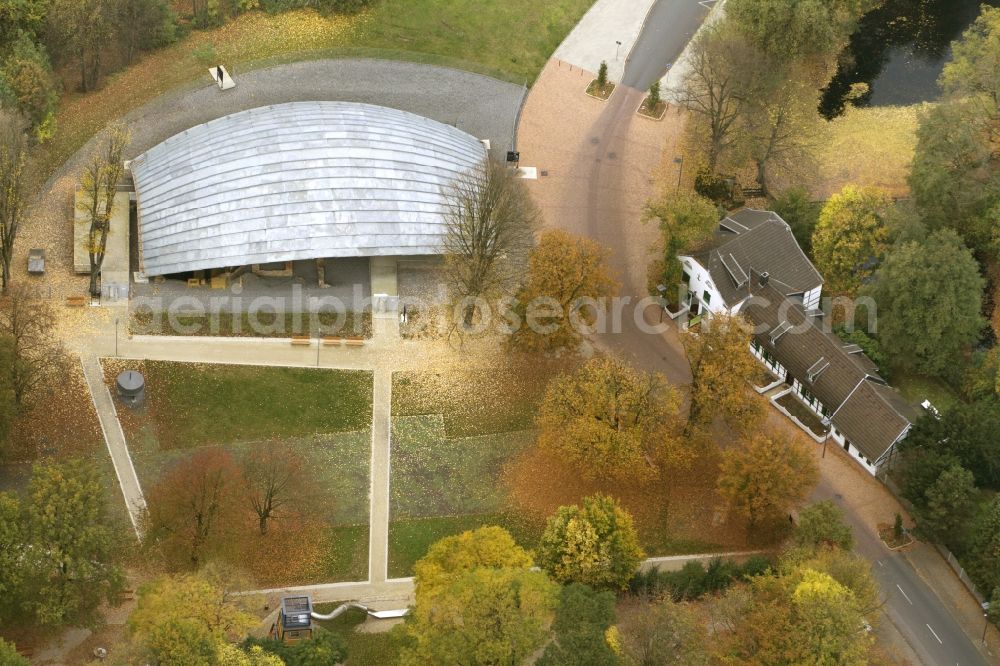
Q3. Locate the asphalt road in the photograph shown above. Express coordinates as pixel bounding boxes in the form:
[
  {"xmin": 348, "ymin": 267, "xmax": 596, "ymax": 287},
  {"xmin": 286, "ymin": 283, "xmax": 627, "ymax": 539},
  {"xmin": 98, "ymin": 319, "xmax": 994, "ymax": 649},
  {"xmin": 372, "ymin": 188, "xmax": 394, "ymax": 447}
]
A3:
[
  {"xmin": 814, "ymin": 478, "xmax": 988, "ymax": 666},
  {"xmin": 584, "ymin": 1, "xmax": 989, "ymax": 663},
  {"xmin": 622, "ymin": 0, "xmax": 713, "ymax": 90}
]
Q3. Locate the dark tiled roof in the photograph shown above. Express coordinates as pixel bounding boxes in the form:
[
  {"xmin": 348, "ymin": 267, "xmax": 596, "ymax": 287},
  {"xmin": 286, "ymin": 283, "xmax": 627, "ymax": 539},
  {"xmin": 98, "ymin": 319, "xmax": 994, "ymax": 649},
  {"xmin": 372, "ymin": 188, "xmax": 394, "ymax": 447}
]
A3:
[
  {"xmin": 742, "ymin": 280, "xmax": 912, "ymax": 462},
  {"xmin": 831, "ymin": 381, "xmax": 912, "ymax": 463},
  {"xmin": 699, "ymin": 210, "xmax": 823, "ymax": 308}
]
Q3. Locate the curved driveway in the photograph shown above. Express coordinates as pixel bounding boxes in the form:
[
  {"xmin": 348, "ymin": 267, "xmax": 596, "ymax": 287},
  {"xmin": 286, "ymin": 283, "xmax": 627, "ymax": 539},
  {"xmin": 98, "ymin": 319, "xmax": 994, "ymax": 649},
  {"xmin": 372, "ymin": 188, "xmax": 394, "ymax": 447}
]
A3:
[{"xmin": 18, "ymin": 60, "xmax": 525, "ymax": 292}]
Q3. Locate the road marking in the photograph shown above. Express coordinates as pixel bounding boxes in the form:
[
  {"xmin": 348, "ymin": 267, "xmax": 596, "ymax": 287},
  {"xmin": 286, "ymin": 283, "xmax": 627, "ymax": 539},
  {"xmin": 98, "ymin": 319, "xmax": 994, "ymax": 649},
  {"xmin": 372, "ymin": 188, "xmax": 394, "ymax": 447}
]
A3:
[
  {"xmin": 697, "ymin": 0, "xmax": 717, "ymax": 8},
  {"xmin": 896, "ymin": 584, "xmax": 913, "ymax": 605},
  {"xmin": 877, "ymin": 560, "xmax": 884, "ymax": 567},
  {"xmin": 926, "ymin": 624, "xmax": 943, "ymax": 645}
]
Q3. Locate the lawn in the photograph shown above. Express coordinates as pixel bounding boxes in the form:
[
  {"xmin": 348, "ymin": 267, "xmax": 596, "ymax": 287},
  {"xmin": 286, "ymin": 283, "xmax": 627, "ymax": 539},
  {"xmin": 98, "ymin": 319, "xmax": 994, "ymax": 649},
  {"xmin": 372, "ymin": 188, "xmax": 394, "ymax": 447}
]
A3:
[
  {"xmin": 311, "ymin": 606, "xmax": 401, "ymax": 666},
  {"xmin": 30, "ymin": 0, "xmax": 594, "ymax": 191},
  {"xmin": 388, "ymin": 513, "xmax": 545, "ymax": 579},
  {"xmin": 892, "ymin": 372, "xmax": 960, "ymax": 413},
  {"xmin": 106, "ymin": 360, "xmax": 372, "ymax": 449},
  {"xmin": 101, "ymin": 359, "xmax": 373, "ymax": 584},
  {"xmin": 811, "ymin": 104, "xmax": 925, "ymax": 199},
  {"xmin": 388, "ymin": 359, "xmax": 573, "ymax": 575}
]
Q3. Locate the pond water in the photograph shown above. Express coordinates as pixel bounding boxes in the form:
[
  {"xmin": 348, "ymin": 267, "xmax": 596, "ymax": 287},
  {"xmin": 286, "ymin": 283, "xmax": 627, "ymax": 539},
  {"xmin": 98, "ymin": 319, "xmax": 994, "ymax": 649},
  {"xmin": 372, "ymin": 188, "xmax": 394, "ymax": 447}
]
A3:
[{"xmin": 820, "ymin": 0, "xmax": 1000, "ymax": 118}]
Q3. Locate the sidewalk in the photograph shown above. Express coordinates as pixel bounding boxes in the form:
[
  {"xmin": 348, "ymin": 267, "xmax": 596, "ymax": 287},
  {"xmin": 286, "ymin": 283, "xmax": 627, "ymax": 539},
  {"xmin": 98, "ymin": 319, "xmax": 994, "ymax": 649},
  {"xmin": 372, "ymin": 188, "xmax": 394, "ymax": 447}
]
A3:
[{"xmin": 553, "ymin": 0, "xmax": 657, "ymax": 82}]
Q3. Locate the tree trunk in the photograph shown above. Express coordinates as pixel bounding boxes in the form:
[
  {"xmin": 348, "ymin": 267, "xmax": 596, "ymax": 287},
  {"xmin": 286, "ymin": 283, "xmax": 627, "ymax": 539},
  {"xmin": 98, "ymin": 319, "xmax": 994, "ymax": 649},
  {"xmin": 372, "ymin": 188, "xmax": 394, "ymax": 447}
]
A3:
[
  {"xmin": 259, "ymin": 513, "xmax": 268, "ymax": 535},
  {"xmin": 463, "ymin": 301, "xmax": 476, "ymax": 328},
  {"xmin": 755, "ymin": 160, "xmax": 769, "ymax": 198}
]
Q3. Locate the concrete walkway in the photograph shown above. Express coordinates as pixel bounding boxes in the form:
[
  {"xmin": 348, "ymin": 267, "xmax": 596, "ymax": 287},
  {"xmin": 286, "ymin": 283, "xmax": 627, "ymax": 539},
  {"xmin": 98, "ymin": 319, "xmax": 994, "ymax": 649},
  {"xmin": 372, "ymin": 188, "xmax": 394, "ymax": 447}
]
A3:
[
  {"xmin": 553, "ymin": 0, "xmax": 657, "ymax": 83},
  {"xmin": 368, "ymin": 368, "xmax": 392, "ymax": 584},
  {"xmin": 80, "ymin": 356, "xmax": 146, "ymax": 538}
]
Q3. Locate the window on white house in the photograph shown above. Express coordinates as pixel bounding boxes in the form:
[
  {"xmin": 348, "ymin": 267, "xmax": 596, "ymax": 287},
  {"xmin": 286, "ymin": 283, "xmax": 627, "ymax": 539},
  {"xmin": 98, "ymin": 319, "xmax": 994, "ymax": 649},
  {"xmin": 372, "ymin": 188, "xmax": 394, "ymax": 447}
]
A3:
[
  {"xmin": 682, "ymin": 271, "xmax": 691, "ymax": 284},
  {"xmin": 703, "ymin": 291, "xmax": 711, "ymax": 304}
]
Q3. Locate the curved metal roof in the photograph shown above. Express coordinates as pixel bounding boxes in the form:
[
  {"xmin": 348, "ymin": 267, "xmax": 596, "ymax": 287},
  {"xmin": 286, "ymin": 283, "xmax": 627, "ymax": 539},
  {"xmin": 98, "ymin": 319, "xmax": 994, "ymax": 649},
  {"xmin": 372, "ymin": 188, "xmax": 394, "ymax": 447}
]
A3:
[{"xmin": 131, "ymin": 101, "xmax": 487, "ymax": 276}]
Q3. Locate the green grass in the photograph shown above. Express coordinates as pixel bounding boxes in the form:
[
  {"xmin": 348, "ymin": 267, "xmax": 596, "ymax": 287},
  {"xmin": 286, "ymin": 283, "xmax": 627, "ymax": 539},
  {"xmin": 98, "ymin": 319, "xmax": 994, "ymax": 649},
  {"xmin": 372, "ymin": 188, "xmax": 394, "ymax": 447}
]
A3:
[
  {"xmin": 390, "ymin": 416, "xmax": 534, "ymax": 518},
  {"xmin": 361, "ymin": 0, "xmax": 593, "ymax": 84},
  {"xmin": 140, "ymin": 361, "xmax": 372, "ymax": 449},
  {"xmin": 892, "ymin": 372, "xmax": 961, "ymax": 413},
  {"xmin": 388, "ymin": 513, "xmax": 546, "ymax": 578},
  {"xmin": 311, "ymin": 607, "xmax": 402, "ymax": 666},
  {"xmin": 324, "ymin": 524, "xmax": 370, "ymax": 582},
  {"xmin": 129, "ymin": 310, "xmax": 372, "ymax": 338}
]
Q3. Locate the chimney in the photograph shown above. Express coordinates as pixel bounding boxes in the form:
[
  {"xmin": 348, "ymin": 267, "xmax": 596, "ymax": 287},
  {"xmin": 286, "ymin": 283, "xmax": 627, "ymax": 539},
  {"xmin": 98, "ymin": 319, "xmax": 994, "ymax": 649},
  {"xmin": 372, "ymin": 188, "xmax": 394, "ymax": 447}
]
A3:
[{"xmin": 758, "ymin": 271, "xmax": 769, "ymax": 287}]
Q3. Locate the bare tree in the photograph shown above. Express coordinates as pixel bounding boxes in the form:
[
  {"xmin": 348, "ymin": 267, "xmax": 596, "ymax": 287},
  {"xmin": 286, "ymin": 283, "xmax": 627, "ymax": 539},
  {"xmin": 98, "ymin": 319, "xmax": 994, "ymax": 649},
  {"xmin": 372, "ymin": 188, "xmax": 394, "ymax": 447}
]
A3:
[
  {"xmin": 0, "ymin": 284, "xmax": 65, "ymax": 408},
  {"xmin": 78, "ymin": 124, "xmax": 131, "ymax": 297},
  {"xmin": 0, "ymin": 111, "xmax": 28, "ymax": 293},
  {"xmin": 241, "ymin": 444, "xmax": 313, "ymax": 535},
  {"xmin": 674, "ymin": 24, "xmax": 757, "ymax": 172},
  {"xmin": 443, "ymin": 159, "xmax": 538, "ymax": 328}
]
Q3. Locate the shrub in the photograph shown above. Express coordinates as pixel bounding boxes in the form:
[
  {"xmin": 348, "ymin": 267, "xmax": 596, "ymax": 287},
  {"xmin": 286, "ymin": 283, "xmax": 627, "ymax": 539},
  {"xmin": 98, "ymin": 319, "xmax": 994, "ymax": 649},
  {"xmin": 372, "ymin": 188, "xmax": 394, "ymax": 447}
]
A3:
[{"xmin": 597, "ymin": 60, "xmax": 608, "ymax": 90}]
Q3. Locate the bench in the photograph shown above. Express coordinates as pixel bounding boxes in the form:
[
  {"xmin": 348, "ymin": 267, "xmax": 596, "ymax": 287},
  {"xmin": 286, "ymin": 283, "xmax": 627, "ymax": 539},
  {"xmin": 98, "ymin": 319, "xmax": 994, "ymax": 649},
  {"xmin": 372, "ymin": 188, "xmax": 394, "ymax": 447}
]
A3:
[
  {"xmin": 322, "ymin": 336, "xmax": 343, "ymax": 346},
  {"xmin": 345, "ymin": 336, "xmax": 365, "ymax": 347},
  {"xmin": 66, "ymin": 295, "xmax": 87, "ymax": 307},
  {"xmin": 291, "ymin": 336, "xmax": 311, "ymax": 346}
]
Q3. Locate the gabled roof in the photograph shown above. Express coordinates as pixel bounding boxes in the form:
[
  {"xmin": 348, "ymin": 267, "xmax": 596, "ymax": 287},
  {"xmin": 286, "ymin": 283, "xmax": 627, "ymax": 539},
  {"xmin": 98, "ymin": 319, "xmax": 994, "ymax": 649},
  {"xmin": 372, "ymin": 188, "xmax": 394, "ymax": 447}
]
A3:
[
  {"xmin": 692, "ymin": 209, "xmax": 823, "ymax": 308},
  {"xmin": 742, "ymin": 279, "xmax": 913, "ymax": 462}
]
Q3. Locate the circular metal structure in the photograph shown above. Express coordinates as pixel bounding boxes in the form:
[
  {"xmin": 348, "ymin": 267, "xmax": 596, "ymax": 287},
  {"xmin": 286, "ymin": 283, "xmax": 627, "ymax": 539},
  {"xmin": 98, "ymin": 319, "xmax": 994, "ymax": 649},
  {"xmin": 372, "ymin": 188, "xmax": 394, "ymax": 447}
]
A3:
[
  {"xmin": 116, "ymin": 370, "xmax": 145, "ymax": 406},
  {"xmin": 130, "ymin": 101, "xmax": 488, "ymax": 276}
]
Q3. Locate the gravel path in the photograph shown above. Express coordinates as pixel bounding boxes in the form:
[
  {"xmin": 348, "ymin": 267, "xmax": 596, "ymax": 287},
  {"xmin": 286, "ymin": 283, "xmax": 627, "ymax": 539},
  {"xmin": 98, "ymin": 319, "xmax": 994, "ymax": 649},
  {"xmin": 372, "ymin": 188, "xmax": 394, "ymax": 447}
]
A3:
[{"xmin": 14, "ymin": 59, "xmax": 526, "ymax": 300}]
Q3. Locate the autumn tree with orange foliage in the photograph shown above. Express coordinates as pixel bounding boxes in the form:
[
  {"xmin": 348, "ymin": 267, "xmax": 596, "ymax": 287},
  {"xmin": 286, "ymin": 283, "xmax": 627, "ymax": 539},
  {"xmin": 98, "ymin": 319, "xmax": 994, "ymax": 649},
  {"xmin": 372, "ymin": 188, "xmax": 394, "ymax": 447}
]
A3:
[
  {"xmin": 717, "ymin": 431, "xmax": 818, "ymax": 531},
  {"xmin": 145, "ymin": 448, "xmax": 242, "ymax": 568},
  {"xmin": 682, "ymin": 313, "xmax": 764, "ymax": 437},
  {"xmin": 510, "ymin": 230, "xmax": 617, "ymax": 353},
  {"xmin": 536, "ymin": 357, "xmax": 688, "ymax": 483}
]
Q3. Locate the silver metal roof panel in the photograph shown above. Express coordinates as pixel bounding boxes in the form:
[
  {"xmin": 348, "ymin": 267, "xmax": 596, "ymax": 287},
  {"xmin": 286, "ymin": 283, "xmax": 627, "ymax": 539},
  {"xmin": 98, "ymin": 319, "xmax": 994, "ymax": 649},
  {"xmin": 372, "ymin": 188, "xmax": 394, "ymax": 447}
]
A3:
[{"xmin": 132, "ymin": 102, "xmax": 487, "ymax": 275}]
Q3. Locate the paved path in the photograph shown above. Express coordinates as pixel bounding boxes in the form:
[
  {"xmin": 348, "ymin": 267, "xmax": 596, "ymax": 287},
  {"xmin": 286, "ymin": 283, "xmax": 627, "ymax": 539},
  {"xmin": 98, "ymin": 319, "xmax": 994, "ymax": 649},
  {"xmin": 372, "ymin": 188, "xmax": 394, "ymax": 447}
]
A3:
[
  {"xmin": 368, "ymin": 368, "xmax": 392, "ymax": 584},
  {"xmin": 80, "ymin": 355, "xmax": 146, "ymax": 538},
  {"xmin": 622, "ymin": 0, "xmax": 713, "ymax": 90},
  {"xmin": 553, "ymin": 0, "xmax": 657, "ymax": 83}
]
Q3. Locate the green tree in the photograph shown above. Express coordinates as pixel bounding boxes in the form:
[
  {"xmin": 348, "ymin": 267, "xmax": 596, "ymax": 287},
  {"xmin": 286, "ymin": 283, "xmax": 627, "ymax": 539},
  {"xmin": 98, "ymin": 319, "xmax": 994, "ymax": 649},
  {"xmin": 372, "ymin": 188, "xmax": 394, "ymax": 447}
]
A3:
[
  {"xmin": 811, "ymin": 185, "xmax": 894, "ymax": 295},
  {"xmin": 618, "ymin": 596, "xmax": 709, "ymax": 665},
  {"xmin": 0, "ymin": 492, "xmax": 23, "ymax": 621},
  {"xmin": 940, "ymin": 6, "xmax": 1000, "ymax": 132},
  {"xmin": 921, "ymin": 464, "xmax": 976, "ymax": 548},
  {"xmin": 510, "ymin": 229, "xmax": 617, "ymax": 353},
  {"xmin": 718, "ymin": 432, "xmax": 818, "ymax": 531},
  {"xmin": 0, "ymin": 337, "xmax": 16, "ymax": 447},
  {"xmin": 536, "ymin": 357, "xmax": 686, "ymax": 482},
  {"xmin": 46, "ymin": 0, "xmax": 115, "ymax": 92},
  {"xmin": 0, "ymin": 638, "xmax": 28, "ymax": 666},
  {"xmin": 969, "ymin": 496, "xmax": 1000, "ymax": 595},
  {"xmin": 537, "ymin": 494, "xmax": 645, "ymax": 590},
  {"xmin": 537, "ymin": 584, "xmax": 617, "ymax": 666},
  {"xmin": 647, "ymin": 81, "xmax": 661, "ymax": 110},
  {"xmin": 113, "ymin": 0, "xmax": 177, "ymax": 65},
  {"xmin": 644, "ymin": 190, "xmax": 718, "ymax": 302},
  {"xmin": 683, "ymin": 314, "xmax": 765, "ymax": 436},
  {"xmin": 402, "ymin": 528, "xmax": 557, "ymax": 666},
  {"xmin": 909, "ymin": 101, "xmax": 1000, "ymax": 253},
  {"xmin": 0, "ymin": 34, "xmax": 58, "ymax": 133},
  {"xmin": 773, "ymin": 187, "xmax": 819, "ymax": 253},
  {"xmin": 866, "ymin": 229, "xmax": 984, "ymax": 376},
  {"xmin": 901, "ymin": 400, "xmax": 1000, "ymax": 490},
  {"xmin": 726, "ymin": 0, "xmax": 875, "ymax": 77},
  {"xmin": 794, "ymin": 500, "xmax": 853, "ymax": 551},
  {"xmin": 22, "ymin": 462, "xmax": 124, "ymax": 627},
  {"xmin": 597, "ymin": 60, "xmax": 608, "ymax": 90}
]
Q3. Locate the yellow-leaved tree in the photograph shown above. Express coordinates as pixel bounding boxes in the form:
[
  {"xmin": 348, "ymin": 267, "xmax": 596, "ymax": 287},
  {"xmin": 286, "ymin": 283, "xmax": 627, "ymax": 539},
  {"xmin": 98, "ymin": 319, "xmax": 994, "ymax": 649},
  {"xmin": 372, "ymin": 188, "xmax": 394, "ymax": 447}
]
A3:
[
  {"xmin": 510, "ymin": 229, "xmax": 617, "ymax": 353},
  {"xmin": 682, "ymin": 313, "xmax": 764, "ymax": 437},
  {"xmin": 537, "ymin": 356, "xmax": 687, "ymax": 482}
]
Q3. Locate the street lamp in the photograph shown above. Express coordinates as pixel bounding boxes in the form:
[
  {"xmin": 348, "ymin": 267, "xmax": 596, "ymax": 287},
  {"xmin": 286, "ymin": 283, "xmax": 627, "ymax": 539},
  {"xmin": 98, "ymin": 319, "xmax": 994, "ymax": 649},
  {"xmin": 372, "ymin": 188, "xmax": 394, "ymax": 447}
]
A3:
[
  {"xmin": 673, "ymin": 156, "xmax": 684, "ymax": 192},
  {"xmin": 616, "ymin": 40, "xmax": 622, "ymax": 59},
  {"xmin": 983, "ymin": 601, "xmax": 991, "ymax": 645},
  {"xmin": 114, "ymin": 317, "xmax": 119, "ymax": 357}
]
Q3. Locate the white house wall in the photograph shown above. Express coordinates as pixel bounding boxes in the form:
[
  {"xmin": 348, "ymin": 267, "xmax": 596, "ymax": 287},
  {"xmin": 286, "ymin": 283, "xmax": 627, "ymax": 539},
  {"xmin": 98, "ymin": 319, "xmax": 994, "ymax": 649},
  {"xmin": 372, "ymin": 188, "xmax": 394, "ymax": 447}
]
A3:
[{"xmin": 679, "ymin": 256, "xmax": 728, "ymax": 315}]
